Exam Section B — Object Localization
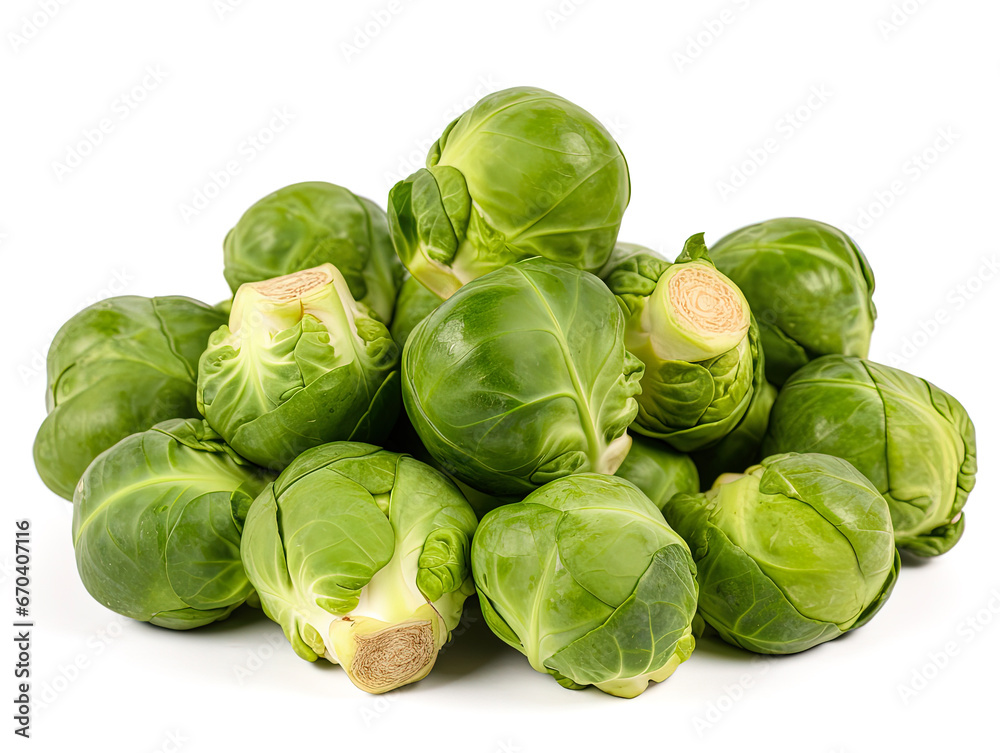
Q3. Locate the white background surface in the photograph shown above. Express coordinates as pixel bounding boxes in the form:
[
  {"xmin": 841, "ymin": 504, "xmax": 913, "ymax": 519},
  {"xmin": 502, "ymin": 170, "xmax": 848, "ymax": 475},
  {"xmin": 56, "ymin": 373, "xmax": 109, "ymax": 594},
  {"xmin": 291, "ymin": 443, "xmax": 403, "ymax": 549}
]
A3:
[{"xmin": 3, "ymin": 1, "xmax": 998, "ymax": 751}]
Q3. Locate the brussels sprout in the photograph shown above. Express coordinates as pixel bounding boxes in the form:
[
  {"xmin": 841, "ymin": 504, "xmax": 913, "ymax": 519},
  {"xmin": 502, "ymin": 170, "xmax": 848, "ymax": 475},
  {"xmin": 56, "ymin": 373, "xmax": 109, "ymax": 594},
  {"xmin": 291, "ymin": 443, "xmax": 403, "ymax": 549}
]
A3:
[
  {"xmin": 240, "ymin": 442, "xmax": 478, "ymax": 694},
  {"xmin": 763, "ymin": 356, "xmax": 976, "ymax": 556},
  {"xmin": 389, "ymin": 276, "xmax": 443, "ymax": 349},
  {"xmin": 691, "ymin": 380, "xmax": 777, "ymax": 484},
  {"xmin": 615, "ymin": 434, "xmax": 699, "ymax": 512},
  {"xmin": 710, "ymin": 218, "xmax": 876, "ymax": 385},
  {"xmin": 388, "ymin": 87, "xmax": 630, "ymax": 299},
  {"xmin": 403, "ymin": 257, "xmax": 643, "ymax": 497},
  {"xmin": 224, "ymin": 181, "xmax": 403, "ymax": 322},
  {"xmin": 197, "ymin": 264, "xmax": 400, "ymax": 470},
  {"xmin": 34, "ymin": 296, "xmax": 226, "ymax": 500},
  {"xmin": 665, "ymin": 453, "xmax": 899, "ymax": 654},
  {"xmin": 72, "ymin": 419, "xmax": 274, "ymax": 629},
  {"xmin": 472, "ymin": 474, "xmax": 698, "ymax": 698},
  {"xmin": 606, "ymin": 234, "xmax": 765, "ymax": 453}
]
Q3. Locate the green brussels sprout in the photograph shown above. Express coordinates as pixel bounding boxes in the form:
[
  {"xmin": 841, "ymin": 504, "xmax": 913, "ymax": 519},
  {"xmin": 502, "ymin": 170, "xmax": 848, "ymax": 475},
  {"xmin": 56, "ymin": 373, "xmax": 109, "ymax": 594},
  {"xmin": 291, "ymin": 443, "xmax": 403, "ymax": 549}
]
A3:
[
  {"xmin": 388, "ymin": 87, "xmax": 630, "ymax": 299},
  {"xmin": 763, "ymin": 356, "xmax": 976, "ymax": 556},
  {"xmin": 691, "ymin": 380, "xmax": 777, "ymax": 484},
  {"xmin": 197, "ymin": 264, "xmax": 400, "ymax": 470},
  {"xmin": 34, "ymin": 296, "xmax": 226, "ymax": 500},
  {"xmin": 605, "ymin": 234, "xmax": 765, "ymax": 453},
  {"xmin": 389, "ymin": 276, "xmax": 443, "ymax": 349},
  {"xmin": 665, "ymin": 453, "xmax": 900, "ymax": 654},
  {"xmin": 403, "ymin": 257, "xmax": 644, "ymax": 497},
  {"xmin": 472, "ymin": 474, "xmax": 698, "ymax": 698},
  {"xmin": 710, "ymin": 217, "xmax": 876, "ymax": 385},
  {"xmin": 224, "ymin": 181, "xmax": 403, "ymax": 322},
  {"xmin": 240, "ymin": 442, "xmax": 478, "ymax": 694},
  {"xmin": 72, "ymin": 419, "xmax": 274, "ymax": 629},
  {"xmin": 615, "ymin": 434, "xmax": 699, "ymax": 512}
]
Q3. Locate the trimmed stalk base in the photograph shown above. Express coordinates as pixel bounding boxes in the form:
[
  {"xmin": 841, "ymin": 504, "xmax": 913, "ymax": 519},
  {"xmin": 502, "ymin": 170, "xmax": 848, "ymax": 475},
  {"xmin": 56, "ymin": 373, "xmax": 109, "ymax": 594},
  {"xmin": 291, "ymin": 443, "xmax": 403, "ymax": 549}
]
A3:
[{"xmin": 341, "ymin": 619, "xmax": 439, "ymax": 694}]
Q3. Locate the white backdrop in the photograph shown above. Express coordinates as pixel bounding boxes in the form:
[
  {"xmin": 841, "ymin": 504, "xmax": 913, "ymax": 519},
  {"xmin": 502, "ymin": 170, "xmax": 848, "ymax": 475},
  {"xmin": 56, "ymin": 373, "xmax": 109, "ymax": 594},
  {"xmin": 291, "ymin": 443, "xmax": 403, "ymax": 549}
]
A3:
[{"xmin": 3, "ymin": 1, "xmax": 998, "ymax": 751}]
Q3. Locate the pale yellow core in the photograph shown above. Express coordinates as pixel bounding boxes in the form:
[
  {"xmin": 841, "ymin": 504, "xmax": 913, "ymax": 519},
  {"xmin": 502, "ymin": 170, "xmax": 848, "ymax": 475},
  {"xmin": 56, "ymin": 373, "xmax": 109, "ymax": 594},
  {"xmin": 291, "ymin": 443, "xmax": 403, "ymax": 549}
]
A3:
[
  {"xmin": 668, "ymin": 267, "xmax": 747, "ymax": 336},
  {"xmin": 350, "ymin": 620, "xmax": 436, "ymax": 691},
  {"xmin": 252, "ymin": 267, "xmax": 333, "ymax": 301}
]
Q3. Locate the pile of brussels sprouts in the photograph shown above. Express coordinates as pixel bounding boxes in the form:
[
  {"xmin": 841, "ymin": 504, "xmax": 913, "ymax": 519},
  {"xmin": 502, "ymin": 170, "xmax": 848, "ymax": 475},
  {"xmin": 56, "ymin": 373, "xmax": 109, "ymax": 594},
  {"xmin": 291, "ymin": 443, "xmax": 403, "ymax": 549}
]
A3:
[{"xmin": 35, "ymin": 87, "xmax": 976, "ymax": 698}]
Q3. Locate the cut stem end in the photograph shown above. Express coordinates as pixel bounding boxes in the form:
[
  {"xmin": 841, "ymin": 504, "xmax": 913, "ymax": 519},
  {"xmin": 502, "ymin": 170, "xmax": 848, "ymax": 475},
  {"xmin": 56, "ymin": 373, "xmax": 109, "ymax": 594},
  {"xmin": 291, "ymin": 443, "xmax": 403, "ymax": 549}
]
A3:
[
  {"xmin": 648, "ymin": 263, "xmax": 751, "ymax": 362},
  {"xmin": 346, "ymin": 619, "xmax": 438, "ymax": 694},
  {"xmin": 250, "ymin": 266, "xmax": 335, "ymax": 301}
]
